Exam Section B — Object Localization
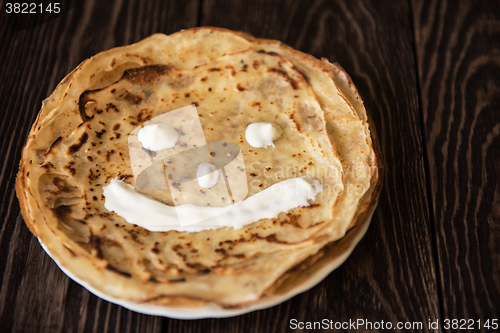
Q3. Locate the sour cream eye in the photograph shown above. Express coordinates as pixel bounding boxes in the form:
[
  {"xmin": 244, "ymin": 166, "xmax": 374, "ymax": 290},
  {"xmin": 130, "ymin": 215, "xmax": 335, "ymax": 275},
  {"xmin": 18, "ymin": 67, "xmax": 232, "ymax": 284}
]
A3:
[
  {"xmin": 245, "ymin": 122, "xmax": 282, "ymax": 148},
  {"xmin": 138, "ymin": 123, "xmax": 179, "ymax": 151},
  {"xmin": 197, "ymin": 162, "xmax": 219, "ymax": 188}
]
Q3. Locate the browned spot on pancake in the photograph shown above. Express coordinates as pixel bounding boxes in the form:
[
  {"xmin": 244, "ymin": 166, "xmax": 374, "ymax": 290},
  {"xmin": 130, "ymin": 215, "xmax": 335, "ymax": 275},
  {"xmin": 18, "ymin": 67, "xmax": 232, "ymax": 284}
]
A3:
[
  {"xmin": 96, "ymin": 129, "xmax": 106, "ymax": 139},
  {"xmin": 292, "ymin": 66, "xmax": 310, "ymax": 84},
  {"xmin": 41, "ymin": 162, "xmax": 54, "ymax": 170},
  {"xmin": 64, "ymin": 162, "xmax": 76, "ymax": 175},
  {"xmin": 106, "ymin": 103, "xmax": 120, "ymax": 113},
  {"xmin": 258, "ymin": 233, "xmax": 290, "ymax": 244},
  {"xmin": 252, "ymin": 60, "xmax": 260, "ymax": 69},
  {"xmin": 308, "ymin": 220, "xmax": 325, "ymax": 228},
  {"xmin": 78, "ymin": 92, "xmax": 96, "ymax": 122},
  {"xmin": 180, "ymin": 264, "xmax": 198, "ymax": 276},
  {"xmin": 88, "ymin": 169, "xmax": 96, "ymax": 182},
  {"xmin": 215, "ymin": 248, "xmax": 226, "ymax": 254},
  {"xmin": 52, "ymin": 205, "xmax": 71, "ymax": 217},
  {"xmin": 289, "ymin": 112, "xmax": 301, "ymax": 131},
  {"xmin": 123, "ymin": 53, "xmax": 152, "ymax": 64},
  {"xmin": 113, "ymin": 123, "xmax": 120, "ymax": 131},
  {"xmin": 200, "ymin": 76, "xmax": 207, "ymax": 82},
  {"xmin": 68, "ymin": 132, "xmax": 89, "ymax": 154},
  {"xmin": 129, "ymin": 232, "xmax": 142, "ymax": 244},
  {"xmin": 267, "ymin": 67, "xmax": 299, "ymax": 90},
  {"xmin": 105, "ymin": 150, "xmax": 115, "ymax": 162},
  {"xmin": 63, "ymin": 245, "xmax": 77, "ymax": 257},
  {"xmin": 137, "ymin": 108, "xmax": 153, "ymax": 123},
  {"xmin": 257, "ymin": 50, "xmax": 279, "ymax": 56},
  {"xmin": 105, "ymin": 264, "xmax": 132, "ymax": 278},
  {"xmin": 44, "ymin": 136, "xmax": 62, "ymax": 157},
  {"xmin": 242, "ymin": 64, "xmax": 248, "ymax": 72},
  {"xmin": 118, "ymin": 174, "xmax": 133, "ymax": 180},
  {"xmin": 169, "ymin": 278, "xmax": 187, "ymax": 283},
  {"xmin": 225, "ymin": 65, "xmax": 237, "ymax": 76},
  {"xmin": 98, "ymin": 212, "xmax": 112, "ymax": 219},
  {"xmin": 148, "ymin": 276, "xmax": 159, "ymax": 283},
  {"xmin": 219, "ymin": 232, "xmax": 294, "ymax": 247},
  {"xmin": 122, "ymin": 91, "xmax": 144, "ymax": 105},
  {"xmin": 122, "ymin": 65, "xmax": 172, "ymax": 85},
  {"xmin": 280, "ymin": 213, "xmax": 304, "ymax": 228},
  {"xmin": 304, "ymin": 204, "xmax": 321, "ymax": 209},
  {"xmin": 236, "ymin": 83, "xmax": 247, "ymax": 91},
  {"xmin": 208, "ymin": 67, "xmax": 220, "ymax": 72},
  {"xmin": 89, "ymin": 235, "xmax": 104, "ymax": 259},
  {"xmin": 87, "ymin": 156, "xmax": 93, "ymax": 161},
  {"xmin": 185, "ymin": 93, "xmax": 190, "ymax": 98},
  {"xmin": 172, "ymin": 244, "xmax": 187, "ymax": 262},
  {"xmin": 252, "ymin": 101, "xmax": 261, "ymax": 107},
  {"xmin": 53, "ymin": 177, "xmax": 72, "ymax": 192},
  {"xmin": 232, "ymin": 254, "xmax": 245, "ymax": 258}
]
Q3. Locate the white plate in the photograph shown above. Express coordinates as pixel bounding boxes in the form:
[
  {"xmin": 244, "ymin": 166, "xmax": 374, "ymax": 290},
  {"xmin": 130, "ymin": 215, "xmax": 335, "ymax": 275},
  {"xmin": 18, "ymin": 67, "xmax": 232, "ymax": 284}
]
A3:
[{"xmin": 39, "ymin": 203, "xmax": 376, "ymax": 319}]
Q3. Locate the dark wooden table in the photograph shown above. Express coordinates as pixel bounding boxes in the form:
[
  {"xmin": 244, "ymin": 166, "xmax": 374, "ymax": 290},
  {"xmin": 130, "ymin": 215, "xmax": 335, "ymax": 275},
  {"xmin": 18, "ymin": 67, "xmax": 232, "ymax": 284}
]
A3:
[{"xmin": 1, "ymin": 0, "xmax": 499, "ymax": 332}]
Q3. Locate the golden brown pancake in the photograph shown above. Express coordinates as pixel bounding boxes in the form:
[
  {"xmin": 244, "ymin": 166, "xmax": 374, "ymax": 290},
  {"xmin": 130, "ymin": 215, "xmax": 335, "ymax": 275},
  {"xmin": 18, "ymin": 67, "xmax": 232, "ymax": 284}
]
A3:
[{"xmin": 16, "ymin": 27, "xmax": 382, "ymax": 308}]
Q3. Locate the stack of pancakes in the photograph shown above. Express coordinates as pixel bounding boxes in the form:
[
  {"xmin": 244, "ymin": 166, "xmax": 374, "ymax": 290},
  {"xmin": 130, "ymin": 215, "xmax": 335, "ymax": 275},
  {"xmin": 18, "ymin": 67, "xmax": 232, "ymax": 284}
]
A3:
[{"xmin": 16, "ymin": 27, "xmax": 382, "ymax": 309}]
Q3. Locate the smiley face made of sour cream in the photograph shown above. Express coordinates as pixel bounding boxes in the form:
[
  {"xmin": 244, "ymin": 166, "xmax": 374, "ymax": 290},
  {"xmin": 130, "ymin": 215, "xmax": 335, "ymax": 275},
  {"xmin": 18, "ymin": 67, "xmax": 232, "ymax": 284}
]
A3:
[{"xmin": 103, "ymin": 105, "xmax": 322, "ymax": 232}]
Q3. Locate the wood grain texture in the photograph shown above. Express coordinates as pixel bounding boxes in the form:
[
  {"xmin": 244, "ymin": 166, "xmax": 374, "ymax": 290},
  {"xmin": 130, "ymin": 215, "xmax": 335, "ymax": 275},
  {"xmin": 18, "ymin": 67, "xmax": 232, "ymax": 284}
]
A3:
[{"xmin": 412, "ymin": 0, "xmax": 500, "ymax": 325}]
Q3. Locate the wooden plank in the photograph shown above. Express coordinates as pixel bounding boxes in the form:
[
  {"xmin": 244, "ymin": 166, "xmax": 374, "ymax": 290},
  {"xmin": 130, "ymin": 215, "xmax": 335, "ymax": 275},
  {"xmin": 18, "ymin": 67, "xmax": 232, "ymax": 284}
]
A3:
[
  {"xmin": 0, "ymin": 0, "xmax": 199, "ymax": 332},
  {"xmin": 195, "ymin": 0, "xmax": 441, "ymax": 331},
  {"xmin": 412, "ymin": 0, "xmax": 500, "ymax": 325}
]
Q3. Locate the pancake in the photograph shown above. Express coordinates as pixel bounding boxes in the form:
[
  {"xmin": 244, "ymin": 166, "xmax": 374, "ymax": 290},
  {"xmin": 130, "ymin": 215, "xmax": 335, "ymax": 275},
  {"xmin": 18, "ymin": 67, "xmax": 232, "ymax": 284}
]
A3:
[{"xmin": 16, "ymin": 27, "xmax": 382, "ymax": 308}]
